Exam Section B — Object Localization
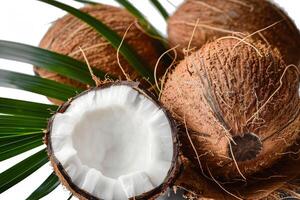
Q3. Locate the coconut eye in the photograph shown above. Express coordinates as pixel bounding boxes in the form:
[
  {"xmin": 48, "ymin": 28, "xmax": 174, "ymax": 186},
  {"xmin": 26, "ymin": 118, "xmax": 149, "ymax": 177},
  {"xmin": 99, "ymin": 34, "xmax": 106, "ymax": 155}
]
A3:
[
  {"xmin": 46, "ymin": 82, "xmax": 180, "ymax": 200},
  {"xmin": 229, "ymin": 133, "xmax": 263, "ymax": 162}
]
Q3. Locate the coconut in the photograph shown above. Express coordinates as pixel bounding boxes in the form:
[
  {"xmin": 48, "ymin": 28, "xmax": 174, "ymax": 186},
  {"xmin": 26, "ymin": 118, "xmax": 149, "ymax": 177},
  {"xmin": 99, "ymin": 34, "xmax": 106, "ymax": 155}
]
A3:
[
  {"xmin": 45, "ymin": 81, "xmax": 181, "ymax": 200},
  {"xmin": 168, "ymin": 0, "xmax": 300, "ymax": 65},
  {"xmin": 35, "ymin": 4, "xmax": 163, "ymax": 104},
  {"xmin": 175, "ymin": 148, "xmax": 300, "ymax": 199},
  {"xmin": 161, "ymin": 38, "xmax": 299, "ymax": 182}
]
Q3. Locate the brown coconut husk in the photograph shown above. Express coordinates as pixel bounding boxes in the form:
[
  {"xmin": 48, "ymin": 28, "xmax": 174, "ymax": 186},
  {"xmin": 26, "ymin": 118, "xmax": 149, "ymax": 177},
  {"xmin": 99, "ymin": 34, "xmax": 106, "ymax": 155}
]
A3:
[
  {"xmin": 173, "ymin": 81, "xmax": 300, "ymax": 200},
  {"xmin": 35, "ymin": 4, "xmax": 164, "ymax": 105},
  {"xmin": 168, "ymin": 0, "xmax": 300, "ymax": 65},
  {"xmin": 175, "ymin": 139, "xmax": 300, "ymax": 199},
  {"xmin": 161, "ymin": 37, "xmax": 299, "ymax": 195},
  {"xmin": 267, "ymin": 177, "xmax": 300, "ymax": 200}
]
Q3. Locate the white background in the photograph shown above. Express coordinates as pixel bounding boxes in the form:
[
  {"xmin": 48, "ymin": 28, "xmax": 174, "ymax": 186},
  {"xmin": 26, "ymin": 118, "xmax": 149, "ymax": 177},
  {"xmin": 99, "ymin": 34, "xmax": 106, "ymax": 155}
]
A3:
[{"xmin": 0, "ymin": 0, "xmax": 299, "ymax": 199}]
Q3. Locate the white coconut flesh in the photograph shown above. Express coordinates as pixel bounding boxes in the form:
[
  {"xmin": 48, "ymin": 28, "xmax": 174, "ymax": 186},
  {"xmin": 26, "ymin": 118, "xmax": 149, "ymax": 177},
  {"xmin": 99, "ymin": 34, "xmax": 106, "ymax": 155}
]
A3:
[{"xmin": 50, "ymin": 85, "xmax": 174, "ymax": 200}]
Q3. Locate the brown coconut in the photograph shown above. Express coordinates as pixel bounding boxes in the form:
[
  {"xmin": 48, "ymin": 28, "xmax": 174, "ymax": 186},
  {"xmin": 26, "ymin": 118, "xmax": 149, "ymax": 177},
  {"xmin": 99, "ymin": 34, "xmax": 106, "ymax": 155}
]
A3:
[
  {"xmin": 175, "ymin": 145, "xmax": 300, "ymax": 199},
  {"xmin": 168, "ymin": 0, "xmax": 300, "ymax": 65},
  {"xmin": 161, "ymin": 38, "xmax": 300, "ymax": 183},
  {"xmin": 35, "ymin": 4, "xmax": 163, "ymax": 104}
]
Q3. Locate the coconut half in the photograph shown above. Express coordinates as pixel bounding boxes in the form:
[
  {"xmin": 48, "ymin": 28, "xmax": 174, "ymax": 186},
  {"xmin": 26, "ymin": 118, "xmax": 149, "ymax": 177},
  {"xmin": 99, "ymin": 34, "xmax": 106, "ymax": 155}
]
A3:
[{"xmin": 45, "ymin": 82, "xmax": 180, "ymax": 200}]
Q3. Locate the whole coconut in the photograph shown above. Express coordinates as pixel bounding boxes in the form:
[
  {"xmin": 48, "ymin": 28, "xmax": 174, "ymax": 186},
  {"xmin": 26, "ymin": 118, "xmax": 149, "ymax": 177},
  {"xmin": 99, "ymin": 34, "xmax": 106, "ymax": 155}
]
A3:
[
  {"xmin": 35, "ymin": 4, "xmax": 163, "ymax": 99},
  {"xmin": 161, "ymin": 38, "xmax": 300, "ymax": 180},
  {"xmin": 168, "ymin": 0, "xmax": 300, "ymax": 65}
]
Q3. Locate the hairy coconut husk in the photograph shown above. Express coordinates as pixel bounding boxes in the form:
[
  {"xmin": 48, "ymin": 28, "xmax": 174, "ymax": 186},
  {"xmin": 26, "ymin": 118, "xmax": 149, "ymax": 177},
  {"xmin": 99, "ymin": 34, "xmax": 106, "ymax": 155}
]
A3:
[
  {"xmin": 168, "ymin": 0, "xmax": 300, "ymax": 65},
  {"xmin": 174, "ymin": 156, "xmax": 226, "ymax": 199},
  {"xmin": 175, "ymin": 142, "xmax": 300, "ymax": 199},
  {"xmin": 161, "ymin": 38, "xmax": 299, "ymax": 183},
  {"xmin": 268, "ymin": 177, "xmax": 300, "ymax": 200},
  {"xmin": 35, "ymin": 4, "xmax": 163, "ymax": 104}
]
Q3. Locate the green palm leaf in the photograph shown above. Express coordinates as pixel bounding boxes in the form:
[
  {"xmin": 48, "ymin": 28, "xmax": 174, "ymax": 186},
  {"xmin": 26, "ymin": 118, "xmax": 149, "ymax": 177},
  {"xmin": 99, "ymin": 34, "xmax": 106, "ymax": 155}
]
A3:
[
  {"xmin": 0, "ymin": 40, "xmax": 107, "ymax": 85},
  {"xmin": 149, "ymin": 0, "xmax": 169, "ymax": 20},
  {"xmin": 115, "ymin": 0, "xmax": 163, "ymax": 38},
  {"xmin": 0, "ymin": 149, "xmax": 48, "ymax": 193},
  {"xmin": 0, "ymin": 134, "xmax": 41, "ymax": 145},
  {"xmin": 0, "ymin": 115, "xmax": 47, "ymax": 129},
  {"xmin": 0, "ymin": 97, "xmax": 57, "ymax": 118},
  {"xmin": 74, "ymin": 0, "xmax": 166, "ymax": 41},
  {"xmin": 0, "ymin": 139, "xmax": 42, "ymax": 161},
  {"xmin": 74, "ymin": 0, "xmax": 98, "ymax": 4},
  {"xmin": 0, "ymin": 1, "xmax": 169, "ymax": 199},
  {"xmin": 115, "ymin": 0, "xmax": 171, "ymax": 65},
  {"xmin": 26, "ymin": 172, "xmax": 59, "ymax": 200},
  {"xmin": 0, "ymin": 134, "xmax": 43, "ymax": 161},
  {"xmin": 0, "ymin": 128, "xmax": 42, "ymax": 136},
  {"xmin": 0, "ymin": 69, "xmax": 82, "ymax": 101},
  {"xmin": 38, "ymin": 0, "xmax": 155, "ymax": 83}
]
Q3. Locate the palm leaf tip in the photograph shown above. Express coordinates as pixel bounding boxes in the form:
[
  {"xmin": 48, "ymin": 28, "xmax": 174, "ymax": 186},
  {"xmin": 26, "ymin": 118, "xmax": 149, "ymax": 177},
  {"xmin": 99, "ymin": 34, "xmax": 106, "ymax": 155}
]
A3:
[
  {"xmin": 74, "ymin": 0, "xmax": 98, "ymax": 5},
  {"xmin": 115, "ymin": 0, "xmax": 164, "ymax": 39},
  {"xmin": 26, "ymin": 172, "xmax": 59, "ymax": 200},
  {"xmin": 149, "ymin": 0, "xmax": 169, "ymax": 20}
]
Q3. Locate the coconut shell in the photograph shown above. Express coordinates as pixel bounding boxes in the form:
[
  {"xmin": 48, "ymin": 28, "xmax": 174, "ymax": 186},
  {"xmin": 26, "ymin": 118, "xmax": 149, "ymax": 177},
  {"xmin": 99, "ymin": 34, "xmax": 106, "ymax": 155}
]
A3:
[
  {"xmin": 45, "ymin": 81, "xmax": 182, "ymax": 200},
  {"xmin": 175, "ymin": 143, "xmax": 300, "ymax": 199},
  {"xmin": 35, "ymin": 4, "xmax": 163, "ymax": 104},
  {"xmin": 161, "ymin": 38, "xmax": 300, "ymax": 181},
  {"xmin": 268, "ymin": 176, "xmax": 300, "ymax": 200},
  {"xmin": 174, "ymin": 156, "xmax": 226, "ymax": 199},
  {"xmin": 168, "ymin": 0, "xmax": 300, "ymax": 65}
]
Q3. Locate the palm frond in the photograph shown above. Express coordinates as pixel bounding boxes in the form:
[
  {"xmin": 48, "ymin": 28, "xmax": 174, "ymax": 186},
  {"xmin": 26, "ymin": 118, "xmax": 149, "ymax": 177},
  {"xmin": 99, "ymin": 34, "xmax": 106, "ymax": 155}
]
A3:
[
  {"xmin": 0, "ymin": 128, "xmax": 42, "ymax": 136},
  {"xmin": 0, "ymin": 134, "xmax": 43, "ymax": 161},
  {"xmin": 0, "ymin": 149, "xmax": 48, "ymax": 193},
  {"xmin": 0, "ymin": 69, "xmax": 82, "ymax": 101},
  {"xmin": 0, "ymin": 97, "xmax": 57, "ymax": 118},
  {"xmin": 0, "ymin": 40, "xmax": 107, "ymax": 85},
  {"xmin": 26, "ymin": 172, "xmax": 59, "ymax": 200},
  {"xmin": 149, "ymin": 0, "xmax": 169, "ymax": 20},
  {"xmin": 74, "ymin": 0, "xmax": 98, "ymax": 5},
  {"xmin": 0, "ymin": 115, "xmax": 47, "ymax": 129},
  {"xmin": 115, "ymin": 0, "xmax": 163, "ymax": 38},
  {"xmin": 114, "ymin": 0, "xmax": 171, "ymax": 66}
]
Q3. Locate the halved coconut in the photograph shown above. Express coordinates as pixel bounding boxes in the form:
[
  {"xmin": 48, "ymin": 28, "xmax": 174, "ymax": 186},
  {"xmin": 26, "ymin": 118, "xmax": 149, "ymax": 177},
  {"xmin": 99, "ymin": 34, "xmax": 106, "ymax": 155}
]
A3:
[{"xmin": 45, "ymin": 82, "xmax": 181, "ymax": 200}]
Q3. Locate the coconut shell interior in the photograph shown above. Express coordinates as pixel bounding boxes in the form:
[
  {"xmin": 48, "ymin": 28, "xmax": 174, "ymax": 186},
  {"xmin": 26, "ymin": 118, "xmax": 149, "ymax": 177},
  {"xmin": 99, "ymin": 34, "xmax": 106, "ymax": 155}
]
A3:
[{"xmin": 45, "ymin": 81, "xmax": 182, "ymax": 200}]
